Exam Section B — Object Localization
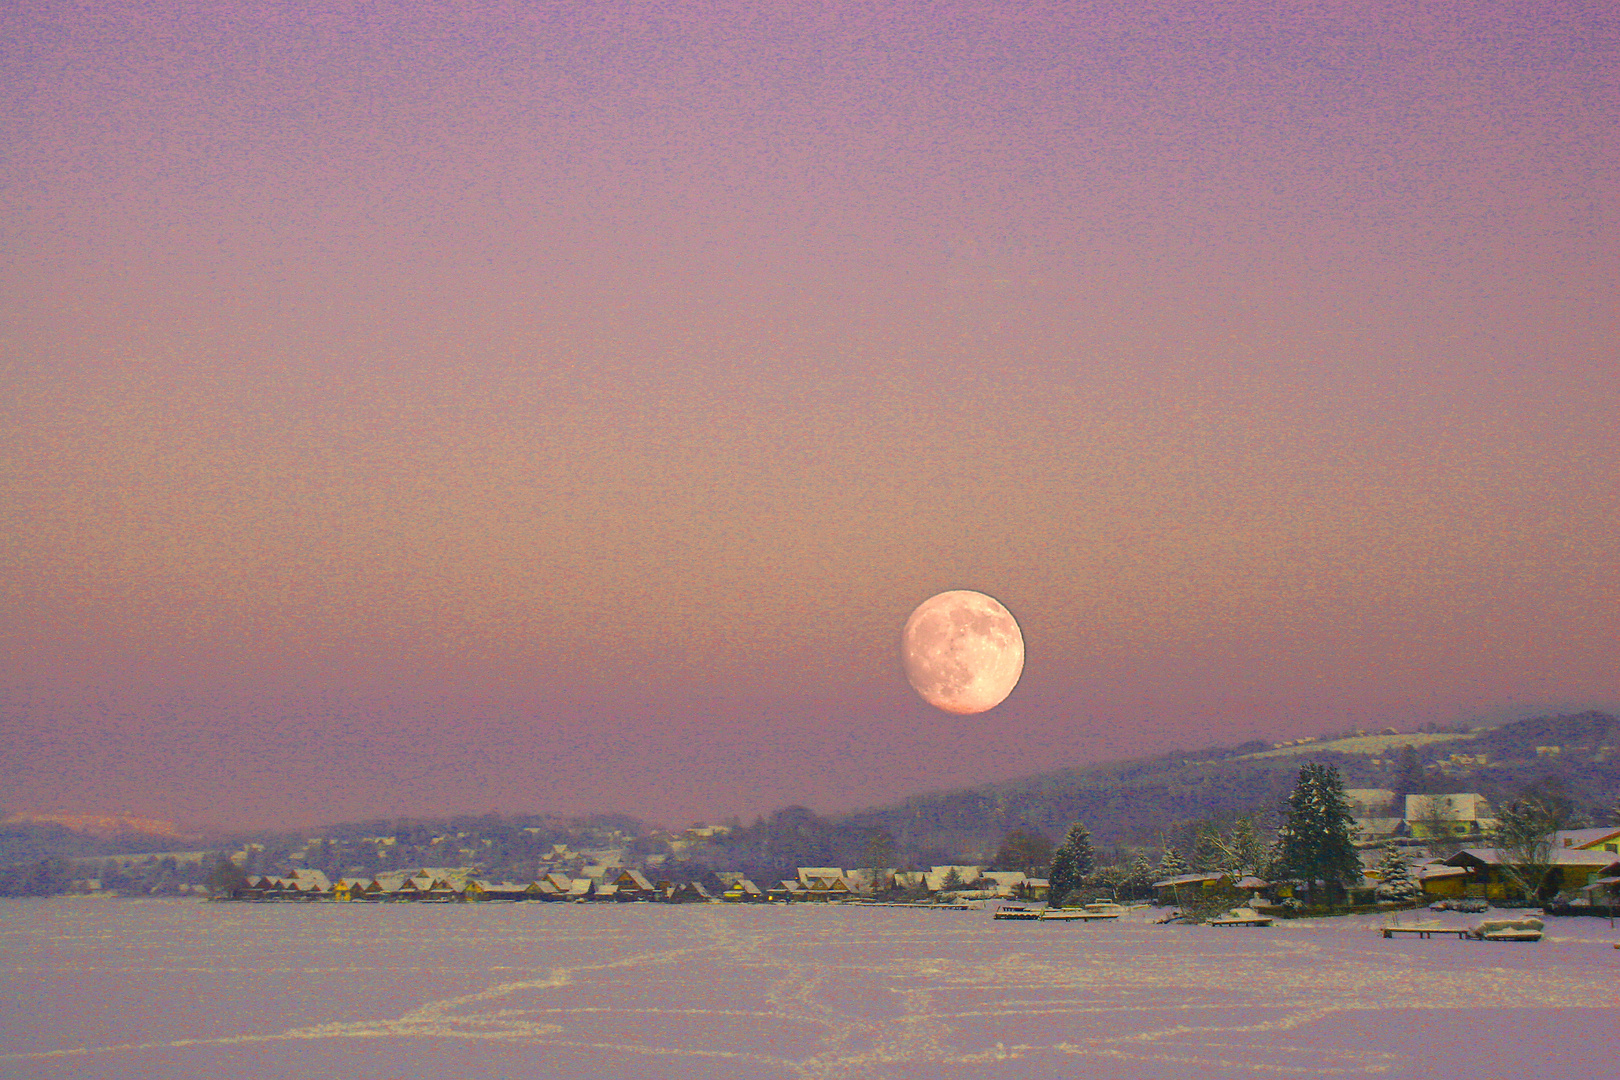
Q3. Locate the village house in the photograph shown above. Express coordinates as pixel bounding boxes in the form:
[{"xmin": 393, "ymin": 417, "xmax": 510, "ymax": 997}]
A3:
[
  {"xmin": 715, "ymin": 872, "xmax": 766, "ymax": 902},
  {"xmin": 1552, "ymin": 827, "xmax": 1620, "ymax": 854},
  {"xmin": 1343, "ymin": 788, "xmax": 1403, "ymax": 841},
  {"xmin": 1403, "ymin": 793, "xmax": 1494, "ymax": 839},
  {"xmin": 1151, "ymin": 872, "xmax": 1233, "ymax": 905},
  {"xmin": 1441, "ymin": 847, "xmax": 1620, "ymax": 902},
  {"xmin": 923, "ymin": 865, "xmax": 984, "ymax": 892},
  {"xmin": 605, "ymin": 868, "xmax": 657, "ymax": 900},
  {"xmin": 796, "ymin": 867, "xmax": 856, "ymax": 901}
]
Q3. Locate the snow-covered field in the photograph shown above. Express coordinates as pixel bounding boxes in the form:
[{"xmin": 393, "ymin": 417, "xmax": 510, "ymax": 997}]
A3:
[{"xmin": 2, "ymin": 898, "xmax": 1615, "ymax": 1079}]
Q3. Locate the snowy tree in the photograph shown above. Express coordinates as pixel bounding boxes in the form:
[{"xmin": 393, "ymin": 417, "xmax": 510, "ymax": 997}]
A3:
[
  {"xmin": 1210, "ymin": 817, "xmax": 1271, "ymax": 879},
  {"xmin": 1089, "ymin": 862, "xmax": 1127, "ymax": 899},
  {"xmin": 1123, "ymin": 854, "xmax": 1157, "ymax": 899},
  {"xmin": 1276, "ymin": 763, "xmax": 1361, "ymax": 907},
  {"xmin": 1156, "ymin": 846, "xmax": 1189, "ymax": 879},
  {"xmin": 1372, "ymin": 846, "xmax": 1422, "ymax": 905},
  {"xmin": 1047, "ymin": 822, "xmax": 1096, "ymax": 906}
]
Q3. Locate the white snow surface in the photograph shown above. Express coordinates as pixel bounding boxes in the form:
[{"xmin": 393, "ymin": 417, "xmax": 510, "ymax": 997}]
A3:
[{"xmin": 2, "ymin": 898, "xmax": 1615, "ymax": 1079}]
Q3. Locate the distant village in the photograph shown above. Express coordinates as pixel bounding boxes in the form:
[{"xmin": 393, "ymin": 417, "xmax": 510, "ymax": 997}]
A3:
[
  {"xmin": 202, "ymin": 792, "xmax": 1620, "ymax": 914},
  {"xmin": 12, "ymin": 711, "xmax": 1616, "ymax": 910}
]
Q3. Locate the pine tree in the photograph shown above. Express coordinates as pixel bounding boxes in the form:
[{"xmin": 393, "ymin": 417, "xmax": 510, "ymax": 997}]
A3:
[
  {"xmin": 1047, "ymin": 822, "xmax": 1096, "ymax": 906},
  {"xmin": 1156, "ymin": 846, "xmax": 1189, "ymax": 878},
  {"xmin": 1276, "ymin": 762, "xmax": 1361, "ymax": 908},
  {"xmin": 1372, "ymin": 845, "xmax": 1422, "ymax": 905},
  {"xmin": 1219, "ymin": 817, "xmax": 1270, "ymax": 880},
  {"xmin": 1125, "ymin": 853, "xmax": 1157, "ymax": 899}
]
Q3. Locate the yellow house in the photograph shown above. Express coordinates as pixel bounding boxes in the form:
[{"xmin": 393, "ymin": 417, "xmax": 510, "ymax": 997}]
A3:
[
  {"xmin": 1553, "ymin": 828, "xmax": 1620, "ymax": 855},
  {"xmin": 1151, "ymin": 872, "xmax": 1232, "ymax": 904},
  {"xmin": 1416, "ymin": 864, "xmax": 1469, "ymax": 899},
  {"xmin": 1443, "ymin": 848, "xmax": 1620, "ymax": 901}
]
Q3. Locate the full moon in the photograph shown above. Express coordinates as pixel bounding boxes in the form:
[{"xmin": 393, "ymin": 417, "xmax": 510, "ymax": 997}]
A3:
[{"xmin": 900, "ymin": 590, "xmax": 1025, "ymax": 714}]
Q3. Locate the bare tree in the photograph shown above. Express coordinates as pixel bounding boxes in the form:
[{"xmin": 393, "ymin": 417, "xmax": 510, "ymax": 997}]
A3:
[{"xmin": 1491, "ymin": 796, "xmax": 1572, "ymax": 905}]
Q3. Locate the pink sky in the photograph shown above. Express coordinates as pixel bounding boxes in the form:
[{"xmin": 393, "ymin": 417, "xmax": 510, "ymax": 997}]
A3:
[{"xmin": 3, "ymin": 1, "xmax": 1616, "ymax": 832}]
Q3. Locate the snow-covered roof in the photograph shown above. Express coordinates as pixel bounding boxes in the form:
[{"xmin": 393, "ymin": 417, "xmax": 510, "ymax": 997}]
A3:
[
  {"xmin": 1416, "ymin": 865, "xmax": 1468, "ymax": 880},
  {"xmin": 980, "ymin": 871, "xmax": 1028, "ymax": 886},
  {"xmin": 924, "ymin": 865, "xmax": 984, "ymax": 890},
  {"xmin": 1152, "ymin": 873, "xmax": 1228, "ymax": 888},
  {"xmin": 1445, "ymin": 847, "xmax": 1620, "ymax": 868},
  {"xmin": 1552, "ymin": 827, "xmax": 1620, "ymax": 850}
]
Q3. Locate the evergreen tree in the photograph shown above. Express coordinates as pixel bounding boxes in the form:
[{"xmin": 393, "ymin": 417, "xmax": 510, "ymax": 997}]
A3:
[
  {"xmin": 1372, "ymin": 845, "xmax": 1422, "ymax": 905},
  {"xmin": 1124, "ymin": 853, "xmax": 1157, "ymax": 899},
  {"xmin": 1219, "ymin": 817, "xmax": 1270, "ymax": 880},
  {"xmin": 1156, "ymin": 846, "xmax": 1189, "ymax": 878},
  {"xmin": 1090, "ymin": 862, "xmax": 1126, "ymax": 899},
  {"xmin": 1276, "ymin": 762, "xmax": 1361, "ymax": 907},
  {"xmin": 1047, "ymin": 822, "xmax": 1096, "ymax": 906}
]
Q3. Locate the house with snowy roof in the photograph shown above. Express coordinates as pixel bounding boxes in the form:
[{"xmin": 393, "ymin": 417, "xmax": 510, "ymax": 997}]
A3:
[
  {"xmin": 1404, "ymin": 793, "xmax": 1495, "ymax": 839},
  {"xmin": 923, "ymin": 866, "xmax": 983, "ymax": 892},
  {"xmin": 978, "ymin": 871, "xmax": 1028, "ymax": 897},
  {"xmin": 1411, "ymin": 860, "xmax": 1470, "ymax": 899},
  {"xmin": 664, "ymin": 881, "xmax": 714, "ymax": 904},
  {"xmin": 1151, "ymin": 872, "xmax": 1232, "ymax": 904},
  {"xmin": 1551, "ymin": 827, "xmax": 1620, "ymax": 854},
  {"xmin": 606, "ymin": 868, "xmax": 657, "ymax": 900},
  {"xmin": 771, "ymin": 878, "xmax": 808, "ymax": 901},
  {"xmin": 795, "ymin": 868, "xmax": 855, "ymax": 900},
  {"xmin": 717, "ymin": 874, "xmax": 765, "ymax": 902},
  {"xmin": 1442, "ymin": 847, "xmax": 1620, "ymax": 902}
]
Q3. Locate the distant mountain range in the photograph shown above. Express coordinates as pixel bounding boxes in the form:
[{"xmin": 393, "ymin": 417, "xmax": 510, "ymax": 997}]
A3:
[
  {"xmin": 836, "ymin": 710, "xmax": 1619, "ymax": 858},
  {"xmin": 5, "ymin": 711, "xmax": 1615, "ymax": 874}
]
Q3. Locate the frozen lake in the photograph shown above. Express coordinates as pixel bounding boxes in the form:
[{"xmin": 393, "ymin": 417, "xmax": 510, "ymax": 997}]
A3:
[{"xmin": 2, "ymin": 898, "xmax": 1615, "ymax": 1079}]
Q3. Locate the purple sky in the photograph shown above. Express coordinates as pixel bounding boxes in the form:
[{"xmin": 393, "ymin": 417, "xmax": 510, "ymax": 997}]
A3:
[{"xmin": 4, "ymin": 1, "xmax": 1617, "ymax": 833}]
